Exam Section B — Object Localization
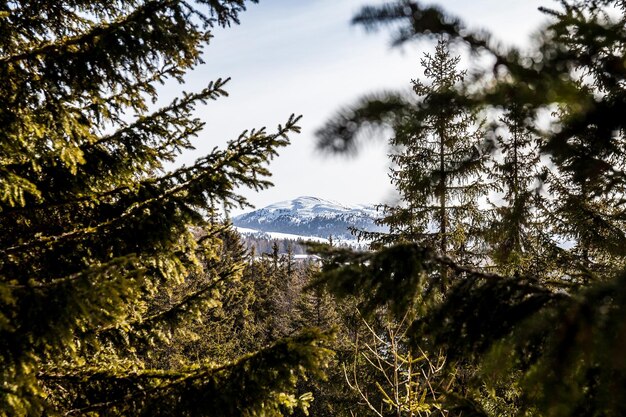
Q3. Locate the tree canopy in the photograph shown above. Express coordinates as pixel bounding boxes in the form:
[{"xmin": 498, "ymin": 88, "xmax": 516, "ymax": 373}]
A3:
[
  {"xmin": 6, "ymin": 0, "xmax": 626, "ymax": 415},
  {"xmin": 0, "ymin": 1, "xmax": 331, "ymax": 415},
  {"xmin": 316, "ymin": 1, "xmax": 626, "ymax": 415}
]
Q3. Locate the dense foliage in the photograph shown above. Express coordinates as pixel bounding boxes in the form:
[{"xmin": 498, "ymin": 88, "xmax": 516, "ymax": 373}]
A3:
[
  {"xmin": 0, "ymin": 1, "xmax": 332, "ymax": 415},
  {"xmin": 6, "ymin": 0, "xmax": 626, "ymax": 416},
  {"xmin": 316, "ymin": 0, "xmax": 626, "ymax": 416}
]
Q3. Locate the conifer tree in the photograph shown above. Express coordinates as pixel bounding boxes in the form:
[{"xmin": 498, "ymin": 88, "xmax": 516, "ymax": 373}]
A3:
[
  {"xmin": 293, "ymin": 263, "xmax": 365, "ymax": 417},
  {"xmin": 317, "ymin": 40, "xmax": 491, "ymax": 415},
  {"xmin": 318, "ymin": 40, "xmax": 488, "ymax": 288},
  {"xmin": 485, "ymin": 103, "xmax": 552, "ymax": 276},
  {"xmin": 315, "ymin": 1, "xmax": 626, "ymax": 416},
  {"xmin": 387, "ymin": 40, "xmax": 487, "ymax": 280},
  {"xmin": 545, "ymin": 103, "xmax": 626, "ymax": 281},
  {"xmin": 0, "ymin": 1, "xmax": 331, "ymax": 415},
  {"xmin": 148, "ymin": 226, "xmax": 260, "ymax": 368}
]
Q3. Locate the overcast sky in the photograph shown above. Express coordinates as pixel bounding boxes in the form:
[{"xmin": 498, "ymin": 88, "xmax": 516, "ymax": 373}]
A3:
[{"xmin": 162, "ymin": 0, "xmax": 549, "ymax": 214}]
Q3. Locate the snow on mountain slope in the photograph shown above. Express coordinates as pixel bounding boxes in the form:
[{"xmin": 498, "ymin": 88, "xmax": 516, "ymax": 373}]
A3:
[
  {"xmin": 234, "ymin": 227, "xmax": 330, "ymax": 243},
  {"xmin": 233, "ymin": 196, "xmax": 386, "ymax": 240}
]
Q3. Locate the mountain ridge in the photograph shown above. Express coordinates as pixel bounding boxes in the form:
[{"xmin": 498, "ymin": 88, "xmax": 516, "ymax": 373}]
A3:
[{"xmin": 232, "ymin": 196, "xmax": 386, "ymax": 241}]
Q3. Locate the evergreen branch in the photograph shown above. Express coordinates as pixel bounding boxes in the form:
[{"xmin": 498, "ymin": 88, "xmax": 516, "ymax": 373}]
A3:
[
  {"xmin": 352, "ymin": 2, "xmax": 493, "ymax": 51},
  {"xmin": 92, "ymin": 263, "xmax": 238, "ymax": 336},
  {"xmin": 87, "ymin": 78, "xmax": 230, "ymax": 149},
  {"xmin": 0, "ymin": 0, "xmax": 181, "ymax": 64},
  {"xmin": 0, "ymin": 76, "xmax": 223, "ymax": 219},
  {"xmin": 316, "ymin": 91, "xmax": 411, "ymax": 155},
  {"xmin": 1, "ymin": 116, "xmax": 299, "ymax": 256},
  {"xmin": 4, "ymin": 254, "xmax": 140, "ymax": 289},
  {"xmin": 42, "ymin": 328, "xmax": 332, "ymax": 415}
]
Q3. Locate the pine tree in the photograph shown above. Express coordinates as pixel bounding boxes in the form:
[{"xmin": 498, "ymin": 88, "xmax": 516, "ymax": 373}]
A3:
[
  {"xmin": 0, "ymin": 1, "xmax": 331, "ymax": 415},
  {"xmin": 316, "ymin": 1, "xmax": 626, "ymax": 416},
  {"xmin": 317, "ymin": 40, "xmax": 489, "ymax": 288},
  {"xmin": 545, "ymin": 102, "xmax": 626, "ymax": 281},
  {"xmin": 384, "ymin": 40, "xmax": 488, "ymax": 285},
  {"xmin": 485, "ymin": 103, "xmax": 553, "ymax": 276}
]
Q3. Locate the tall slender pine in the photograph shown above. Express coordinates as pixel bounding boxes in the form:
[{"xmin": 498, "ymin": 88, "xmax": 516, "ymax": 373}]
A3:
[
  {"xmin": 486, "ymin": 103, "xmax": 552, "ymax": 275},
  {"xmin": 382, "ymin": 40, "xmax": 488, "ymax": 287}
]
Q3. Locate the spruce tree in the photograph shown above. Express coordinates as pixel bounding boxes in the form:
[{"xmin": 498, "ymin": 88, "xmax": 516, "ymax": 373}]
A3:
[
  {"xmin": 317, "ymin": 40, "xmax": 489, "ymax": 285},
  {"xmin": 317, "ymin": 40, "xmax": 491, "ymax": 415},
  {"xmin": 545, "ymin": 103, "xmax": 626, "ymax": 281},
  {"xmin": 384, "ymin": 40, "xmax": 488, "ymax": 284},
  {"xmin": 315, "ymin": 1, "xmax": 626, "ymax": 416},
  {"xmin": 0, "ymin": 1, "xmax": 331, "ymax": 415},
  {"xmin": 485, "ymin": 103, "xmax": 553, "ymax": 276}
]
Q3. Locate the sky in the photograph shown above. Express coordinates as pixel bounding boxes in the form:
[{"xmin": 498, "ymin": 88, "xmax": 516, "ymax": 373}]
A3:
[{"xmin": 161, "ymin": 0, "xmax": 549, "ymax": 215}]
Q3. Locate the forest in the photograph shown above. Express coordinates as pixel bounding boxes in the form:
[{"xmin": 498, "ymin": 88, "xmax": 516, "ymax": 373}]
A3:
[{"xmin": 1, "ymin": 0, "xmax": 626, "ymax": 416}]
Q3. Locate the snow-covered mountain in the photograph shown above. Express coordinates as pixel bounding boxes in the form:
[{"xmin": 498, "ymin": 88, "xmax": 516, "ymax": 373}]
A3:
[{"xmin": 233, "ymin": 196, "xmax": 386, "ymax": 241}]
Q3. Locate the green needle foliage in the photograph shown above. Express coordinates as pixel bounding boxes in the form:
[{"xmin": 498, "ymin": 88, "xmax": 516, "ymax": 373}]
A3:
[
  {"xmin": 0, "ymin": 1, "xmax": 332, "ymax": 415},
  {"xmin": 485, "ymin": 103, "xmax": 554, "ymax": 277},
  {"xmin": 316, "ymin": 0, "xmax": 626, "ymax": 416},
  {"xmin": 317, "ymin": 39, "xmax": 493, "ymax": 416},
  {"xmin": 318, "ymin": 40, "xmax": 489, "ymax": 284},
  {"xmin": 386, "ymin": 40, "xmax": 488, "ymax": 272}
]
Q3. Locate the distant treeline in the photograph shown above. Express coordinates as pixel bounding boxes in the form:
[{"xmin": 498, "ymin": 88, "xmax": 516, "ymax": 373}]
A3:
[{"xmin": 239, "ymin": 234, "xmax": 367, "ymax": 256}]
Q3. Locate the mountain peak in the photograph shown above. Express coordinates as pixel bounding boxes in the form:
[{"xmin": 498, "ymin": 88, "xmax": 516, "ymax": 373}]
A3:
[
  {"xmin": 264, "ymin": 196, "xmax": 348, "ymax": 212},
  {"xmin": 233, "ymin": 196, "xmax": 385, "ymax": 240}
]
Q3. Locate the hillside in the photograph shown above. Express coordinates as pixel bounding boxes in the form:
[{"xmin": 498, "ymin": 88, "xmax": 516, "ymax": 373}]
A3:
[{"xmin": 232, "ymin": 196, "xmax": 386, "ymax": 241}]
